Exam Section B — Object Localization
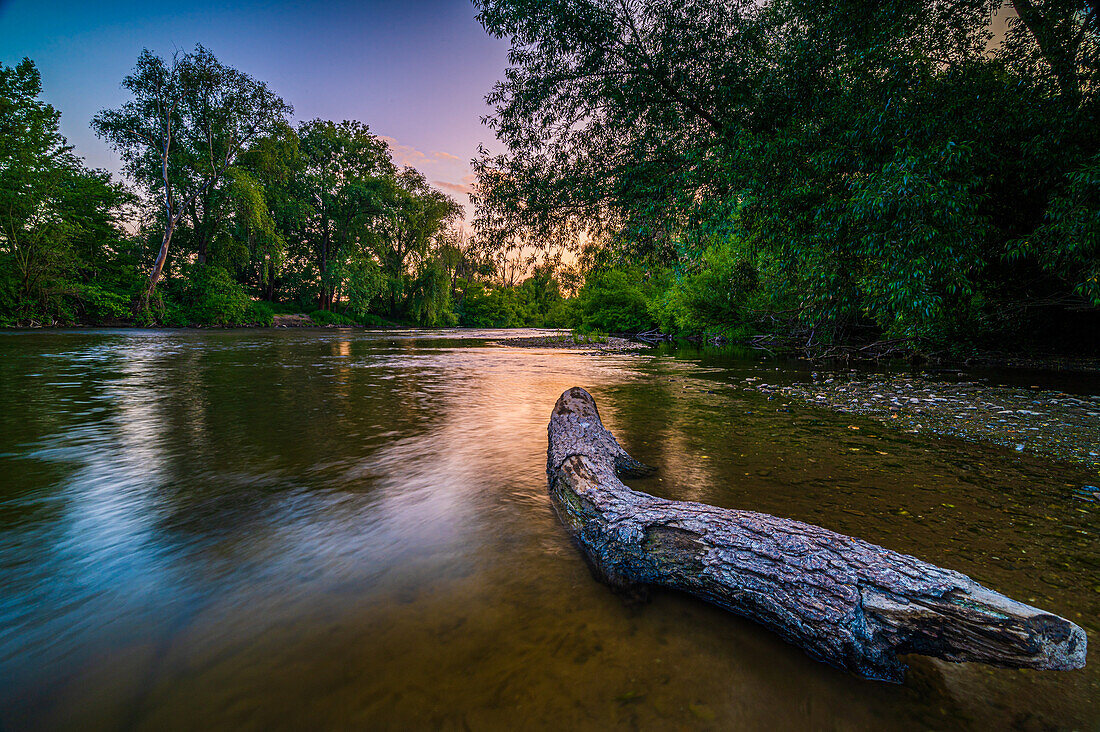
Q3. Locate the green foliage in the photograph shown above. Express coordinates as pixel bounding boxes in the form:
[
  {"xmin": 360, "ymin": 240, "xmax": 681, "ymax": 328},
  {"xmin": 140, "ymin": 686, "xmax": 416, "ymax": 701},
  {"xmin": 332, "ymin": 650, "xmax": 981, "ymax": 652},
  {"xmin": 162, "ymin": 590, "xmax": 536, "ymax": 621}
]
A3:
[
  {"xmin": 474, "ymin": 0, "xmax": 1100, "ymax": 351},
  {"xmin": 308, "ymin": 309, "xmax": 360, "ymax": 326},
  {"xmin": 457, "ymin": 279, "xmax": 524, "ymax": 327},
  {"xmin": 291, "ymin": 119, "xmax": 395, "ymax": 310},
  {"xmin": 359, "ymin": 313, "xmax": 391, "ymax": 328},
  {"xmin": 219, "ymin": 167, "xmax": 285, "ymax": 273},
  {"xmin": 169, "ymin": 265, "xmax": 252, "ymax": 326},
  {"xmin": 650, "ymin": 240, "xmax": 758, "ymax": 335},
  {"xmin": 7, "ymin": 5, "xmax": 1098, "ymax": 350},
  {"xmin": 2, "ymin": 52, "xmax": 480, "ymax": 330},
  {"xmin": 78, "ymin": 282, "xmax": 131, "ymax": 322},
  {"xmin": 575, "ymin": 269, "xmax": 654, "ymax": 334},
  {"xmin": 0, "ymin": 58, "xmax": 134, "ymax": 324},
  {"xmin": 450, "ymin": 268, "xmax": 576, "ymax": 329},
  {"xmin": 1009, "ymin": 152, "xmax": 1100, "ymax": 306},
  {"xmin": 1, "ymin": 51, "xmax": 553, "ymax": 331},
  {"xmin": 339, "ymin": 255, "xmax": 385, "ymax": 318},
  {"xmin": 92, "ymin": 45, "xmax": 293, "ymax": 302},
  {"xmin": 406, "ymin": 256, "xmax": 457, "ymax": 326},
  {"xmin": 244, "ymin": 300, "xmax": 275, "ymax": 326},
  {"xmin": 514, "ymin": 266, "xmax": 566, "ymax": 326},
  {"xmin": 370, "ymin": 167, "xmax": 464, "ymax": 317}
]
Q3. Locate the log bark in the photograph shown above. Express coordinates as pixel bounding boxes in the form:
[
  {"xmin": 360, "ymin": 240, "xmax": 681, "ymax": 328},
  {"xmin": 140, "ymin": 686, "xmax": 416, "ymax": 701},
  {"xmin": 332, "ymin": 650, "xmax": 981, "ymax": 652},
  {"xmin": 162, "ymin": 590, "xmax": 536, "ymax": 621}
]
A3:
[{"xmin": 546, "ymin": 387, "xmax": 1088, "ymax": 682}]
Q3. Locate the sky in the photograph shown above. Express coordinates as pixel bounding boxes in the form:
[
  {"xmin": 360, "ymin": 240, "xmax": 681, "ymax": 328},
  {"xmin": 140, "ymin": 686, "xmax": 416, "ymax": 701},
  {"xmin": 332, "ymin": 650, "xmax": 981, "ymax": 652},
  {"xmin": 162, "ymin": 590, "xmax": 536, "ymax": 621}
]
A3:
[{"xmin": 0, "ymin": 0, "xmax": 511, "ymax": 217}]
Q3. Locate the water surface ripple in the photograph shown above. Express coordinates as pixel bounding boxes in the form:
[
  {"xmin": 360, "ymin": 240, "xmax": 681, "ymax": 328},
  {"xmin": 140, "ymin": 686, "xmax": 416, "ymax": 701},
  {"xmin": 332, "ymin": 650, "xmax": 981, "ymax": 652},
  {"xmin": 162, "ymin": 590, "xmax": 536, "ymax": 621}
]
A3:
[{"xmin": 0, "ymin": 329, "xmax": 1096, "ymax": 730}]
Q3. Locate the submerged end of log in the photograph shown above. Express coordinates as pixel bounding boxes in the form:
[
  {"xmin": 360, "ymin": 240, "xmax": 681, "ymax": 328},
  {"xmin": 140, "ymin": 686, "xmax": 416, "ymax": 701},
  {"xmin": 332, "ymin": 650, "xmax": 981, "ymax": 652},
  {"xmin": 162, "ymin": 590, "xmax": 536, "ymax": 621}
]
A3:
[{"xmin": 546, "ymin": 387, "xmax": 1087, "ymax": 682}]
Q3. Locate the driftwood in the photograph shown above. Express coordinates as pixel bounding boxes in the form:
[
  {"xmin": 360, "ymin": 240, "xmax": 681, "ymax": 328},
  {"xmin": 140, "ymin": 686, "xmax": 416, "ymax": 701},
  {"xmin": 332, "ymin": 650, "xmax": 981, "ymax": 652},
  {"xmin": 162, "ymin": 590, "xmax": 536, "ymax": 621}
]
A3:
[{"xmin": 546, "ymin": 387, "xmax": 1087, "ymax": 682}]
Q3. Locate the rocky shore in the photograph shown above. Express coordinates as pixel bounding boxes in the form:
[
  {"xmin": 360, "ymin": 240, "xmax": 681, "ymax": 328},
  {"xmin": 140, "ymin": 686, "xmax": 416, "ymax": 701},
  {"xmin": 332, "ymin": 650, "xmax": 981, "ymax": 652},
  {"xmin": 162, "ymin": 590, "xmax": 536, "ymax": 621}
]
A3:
[
  {"xmin": 738, "ymin": 371, "xmax": 1100, "ymax": 475},
  {"xmin": 490, "ymin": 333, "xmax": 648, "ymax": 352},
  {"xmin": 273, "ymin": 313, "xmax": 317, "ymax": 327}
]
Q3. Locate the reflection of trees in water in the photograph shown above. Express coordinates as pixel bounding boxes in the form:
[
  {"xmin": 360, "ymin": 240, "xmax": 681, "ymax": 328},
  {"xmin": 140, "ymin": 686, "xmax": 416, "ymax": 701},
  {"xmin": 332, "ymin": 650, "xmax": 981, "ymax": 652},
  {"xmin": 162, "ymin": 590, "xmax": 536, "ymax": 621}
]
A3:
[
  {"xmin": 608, "ymin": 364, "xmax": 727, "ymax": 505},
  {"xmin": 4, "ymin": 332, "xmax": 1098, "ymax": 729},
  {"xmin": 137, "ymin": 333, "xmax": 519, "ymax": 556}
]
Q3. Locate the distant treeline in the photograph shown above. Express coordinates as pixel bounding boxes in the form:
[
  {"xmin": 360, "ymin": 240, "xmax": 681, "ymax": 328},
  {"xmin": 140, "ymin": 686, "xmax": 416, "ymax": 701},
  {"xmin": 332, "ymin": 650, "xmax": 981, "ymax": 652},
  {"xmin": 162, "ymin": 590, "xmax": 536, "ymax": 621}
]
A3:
[
  {"xmin": 472, "ymin": 0, "xmax": 1099, "ymax": 355},
  {"xmin": 0, "ymin": 48, "xmax": 575, "ymax": 329},
  {"xmin": 4, "ymin": 0, "xmax": 1098, "ymax": 354}
]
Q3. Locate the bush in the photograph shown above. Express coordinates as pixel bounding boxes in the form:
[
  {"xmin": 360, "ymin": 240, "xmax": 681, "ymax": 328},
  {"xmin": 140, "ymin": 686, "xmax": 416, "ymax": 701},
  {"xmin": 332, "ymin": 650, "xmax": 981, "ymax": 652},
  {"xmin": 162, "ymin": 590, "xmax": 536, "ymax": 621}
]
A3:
[
  {"xmin": 457, "ymin": 280, "xmax": 524, "ymax": 327},
  {"xmin": 650, "ymin": 240, "xmax": 758, "ymax": 335},
  {"xmin": 78, "ymin": 282, "xmax": 131, "ymax": 322},
  {"xmin": 159, "ymin": 301, "xmax": 190, "ymax": 327},
  {"xmin": 309, "ymin": 309, "xmax": 359, "ymax": 326},
  {"xmin": 515, "ymin": 269, "xmax": 565, "ymax": 326},
  {"xmin": 359, "ymin": 313, "xmax": 390, "ymax": 328},
  {"xmin": 575, "ymin": 268, "xmax": 654, "ymax": 334},
  {"xmin": 168, "ymin": 265, "xmax": 251, "ymax": 326},
  {"xmin": 544, "ymin": 298, "xmax": 579, "ymax": 328},
  {"xmin": 244, "ymin": 300, "xmax": 275, "ymax": 326}
]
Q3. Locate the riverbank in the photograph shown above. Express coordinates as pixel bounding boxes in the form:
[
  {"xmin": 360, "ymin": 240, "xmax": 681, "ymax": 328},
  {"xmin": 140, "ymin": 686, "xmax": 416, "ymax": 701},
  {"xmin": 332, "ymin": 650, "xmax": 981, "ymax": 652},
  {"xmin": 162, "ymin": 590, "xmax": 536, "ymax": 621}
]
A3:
[
  {"xmin": 490, "ymin": 333, "xmax": 648, "ymax": 352},
  {"xmin": 492, "ymin": 333, "xmax": 1100, "ymax": 473},
  {"xmin": 273, "ymin": 313, "xmax": 318, "ymax": 327},
  {"xmin": 737, "ymin": 370, "xmax": 1100, "ymax": 476}
]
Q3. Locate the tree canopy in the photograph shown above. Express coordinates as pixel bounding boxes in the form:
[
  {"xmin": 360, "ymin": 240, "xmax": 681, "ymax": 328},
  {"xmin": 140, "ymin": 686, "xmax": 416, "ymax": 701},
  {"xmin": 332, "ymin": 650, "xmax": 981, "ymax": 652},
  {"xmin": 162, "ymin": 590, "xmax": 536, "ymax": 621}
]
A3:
[
  {"xmin": 2, "ymin": 14, "xmax": 1096, "ymax": 349},
  {"xmin": 0, "ymin": 58, "xmax": 132, "ymax": 324},
  {"xmin": 473, "ymin": 0, "xmax": 1099, "ymax": 349},
  {"xmin": 93, "ymin": 45, "xmax": 293, "ymax": 307},
  {"xmin": 0, "ymin": 48, "xmax": 492, "ymax": 328}
]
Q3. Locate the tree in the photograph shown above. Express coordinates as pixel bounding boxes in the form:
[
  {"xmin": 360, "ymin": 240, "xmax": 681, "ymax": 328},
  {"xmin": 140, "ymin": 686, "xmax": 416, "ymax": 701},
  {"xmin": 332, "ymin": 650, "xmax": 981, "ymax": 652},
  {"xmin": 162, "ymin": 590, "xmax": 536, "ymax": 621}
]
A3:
[
  {"xmin": 292, "ymin": 119, "xmax": 394, "ymax": 310},
  {"xmin": 0, "ymin": 58, "xmax": 131, "ymax": 323},
  {"xmin": 1008, "ymin": 0, "xmax": 1099, "ymax": 107},
  {"xmin": 369, "ymin": 166, "xmax": 463, "ymax": 316},
  {"xmin": 93, "ymin": 45, "xmax": 292, "ymax": 309},
  {"xmin": 474, "ymin": 0, "xmax": 1100, "ymax": 348},
  {"xmin": 233, "ymin": 122, "xmax": 301, "ymax": 301}
]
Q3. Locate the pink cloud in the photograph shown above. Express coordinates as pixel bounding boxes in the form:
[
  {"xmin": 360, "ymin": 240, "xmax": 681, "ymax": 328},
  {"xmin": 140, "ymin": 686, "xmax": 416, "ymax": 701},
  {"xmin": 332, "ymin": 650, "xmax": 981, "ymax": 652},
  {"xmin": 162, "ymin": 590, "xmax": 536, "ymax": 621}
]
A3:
[
  {"xmin": 380, "ymin": 138, "xmax": 467, "ymax": 168},
  {"xmin": 432, "ymin": 180, "xmax": 474, "ymax": 197},
  {"xmin": 379, "ymin": 135, "xmax": 428, "ymax": 167},
  {"xmin": 380, "ymin": 135, "xmax": 476, "ymax": 222}
]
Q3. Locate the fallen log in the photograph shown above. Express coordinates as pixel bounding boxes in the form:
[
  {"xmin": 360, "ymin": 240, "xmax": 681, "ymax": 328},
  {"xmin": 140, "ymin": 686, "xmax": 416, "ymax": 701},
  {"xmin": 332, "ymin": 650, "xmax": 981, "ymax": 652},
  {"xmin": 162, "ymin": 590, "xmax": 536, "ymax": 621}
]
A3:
[{"xmin": 546, "ymin": 386, "xmax": 1087, "ymax": 682}]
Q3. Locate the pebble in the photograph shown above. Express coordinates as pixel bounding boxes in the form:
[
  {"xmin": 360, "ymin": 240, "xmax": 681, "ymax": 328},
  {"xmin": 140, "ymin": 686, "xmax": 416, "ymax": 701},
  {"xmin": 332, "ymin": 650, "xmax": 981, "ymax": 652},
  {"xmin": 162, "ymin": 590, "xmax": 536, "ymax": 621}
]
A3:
[{"xmin": 738, "ymin": 371, "xmax": 1100, "ymax": 471}]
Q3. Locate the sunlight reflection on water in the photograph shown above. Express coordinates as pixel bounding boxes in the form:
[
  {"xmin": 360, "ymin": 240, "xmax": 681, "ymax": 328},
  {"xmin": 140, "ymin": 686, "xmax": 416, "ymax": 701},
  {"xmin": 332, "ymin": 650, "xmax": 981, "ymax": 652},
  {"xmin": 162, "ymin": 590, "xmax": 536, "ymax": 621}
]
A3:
[{"xmin": 0, "ymin": 329, "xmax": 1095, "ymax": 730}]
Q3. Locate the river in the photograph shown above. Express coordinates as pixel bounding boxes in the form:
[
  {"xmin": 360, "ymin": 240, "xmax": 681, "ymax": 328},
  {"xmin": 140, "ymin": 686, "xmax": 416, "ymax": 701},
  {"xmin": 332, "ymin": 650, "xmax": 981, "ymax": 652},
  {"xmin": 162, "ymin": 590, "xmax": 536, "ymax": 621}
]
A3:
[{"xmin": 0, "ymin": 328, "xmax": 1096, "ymax": 730}]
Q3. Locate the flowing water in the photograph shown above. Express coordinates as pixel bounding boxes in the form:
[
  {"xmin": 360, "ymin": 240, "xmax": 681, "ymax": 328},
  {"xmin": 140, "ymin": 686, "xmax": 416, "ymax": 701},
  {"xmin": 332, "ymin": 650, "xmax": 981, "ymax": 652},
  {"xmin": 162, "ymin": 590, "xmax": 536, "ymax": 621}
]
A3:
[{"xmin": 0, "ymin": 329, "xmax": 1096, "ymax": 730}]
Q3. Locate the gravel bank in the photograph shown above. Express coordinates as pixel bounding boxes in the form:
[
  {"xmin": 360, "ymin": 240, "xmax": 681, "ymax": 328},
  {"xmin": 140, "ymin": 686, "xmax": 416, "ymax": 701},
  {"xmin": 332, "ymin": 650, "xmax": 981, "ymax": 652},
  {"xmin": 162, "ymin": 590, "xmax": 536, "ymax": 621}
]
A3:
[
  {"xmin": 490, "ymin": 334, "xmax": 648, "ymax": 353},
  {"xmin": 739, "ymin": 372, "xmax": 1100, "ymax": 474}
]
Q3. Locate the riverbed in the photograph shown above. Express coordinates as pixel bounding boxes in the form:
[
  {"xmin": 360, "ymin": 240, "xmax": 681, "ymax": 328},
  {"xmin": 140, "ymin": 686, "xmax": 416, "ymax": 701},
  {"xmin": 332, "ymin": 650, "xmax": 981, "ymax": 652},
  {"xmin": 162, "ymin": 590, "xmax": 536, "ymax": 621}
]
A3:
[
  {"xmin": 0, "ymin": 329, "xmax": 1096, "ymax": 730},
  {"xmin": 735, "ymin": 368, "xmax": 1100, "ymax": 473}
]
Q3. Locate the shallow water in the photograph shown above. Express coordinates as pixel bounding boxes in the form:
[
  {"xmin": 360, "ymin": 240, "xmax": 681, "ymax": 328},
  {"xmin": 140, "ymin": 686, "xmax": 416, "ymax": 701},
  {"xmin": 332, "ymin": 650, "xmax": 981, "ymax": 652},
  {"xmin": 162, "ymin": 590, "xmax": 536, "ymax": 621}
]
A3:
[{"xmin": 0, "ymin": 329, "xmax": 1096, "ymax": 730}]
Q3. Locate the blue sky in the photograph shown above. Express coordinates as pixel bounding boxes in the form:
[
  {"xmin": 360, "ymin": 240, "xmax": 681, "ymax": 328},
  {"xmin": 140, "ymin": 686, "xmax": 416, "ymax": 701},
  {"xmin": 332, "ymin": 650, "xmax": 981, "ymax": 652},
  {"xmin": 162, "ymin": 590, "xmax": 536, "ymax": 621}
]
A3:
[{"xmin": 0, "ymin": 0, "xmax": 510, "ymax": 211}]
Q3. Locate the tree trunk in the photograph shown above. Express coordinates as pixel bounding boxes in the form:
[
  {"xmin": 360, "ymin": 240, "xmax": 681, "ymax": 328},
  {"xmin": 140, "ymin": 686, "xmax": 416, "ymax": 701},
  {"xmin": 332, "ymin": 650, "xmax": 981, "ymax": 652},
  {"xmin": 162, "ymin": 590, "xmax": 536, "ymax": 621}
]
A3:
[
  {"xmin": 137, "ymin": 224, "xmax": 175, "ymax": 313},
  {"xmin": 546, "ymin": 387, "xmax": 1087, "ymax": 683},
  {"xmin": 319, "ymin": 229, "xmax": 330, "ymax": 311},
  {"xmin": 264, "ymin": 261, "xmax": 277, "ymax": 302},
  {"xmin": 1012, "ymin": 0, "xmax": 1082, "ymax": 107}
]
